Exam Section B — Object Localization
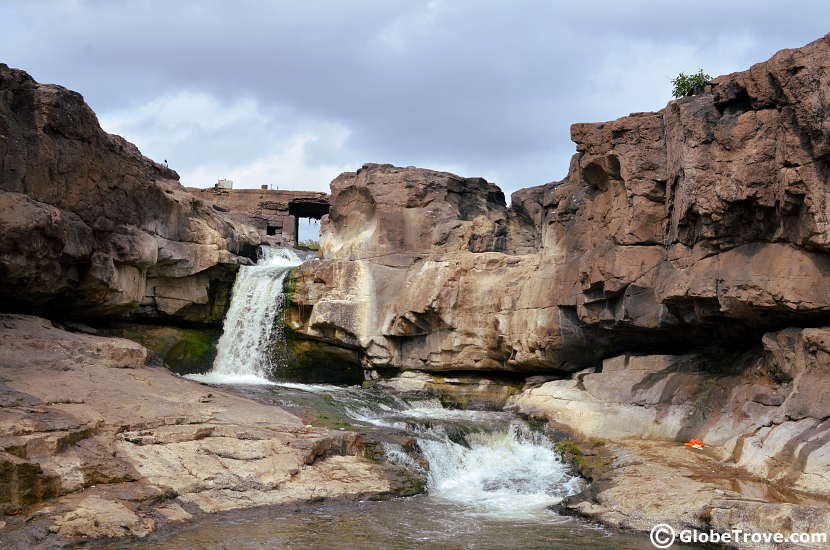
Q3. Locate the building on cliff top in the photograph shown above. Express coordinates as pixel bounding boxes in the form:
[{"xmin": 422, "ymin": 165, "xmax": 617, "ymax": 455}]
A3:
[{"xmin": 186, "ymin": 186, "xmax": 329, "ymax": 247}]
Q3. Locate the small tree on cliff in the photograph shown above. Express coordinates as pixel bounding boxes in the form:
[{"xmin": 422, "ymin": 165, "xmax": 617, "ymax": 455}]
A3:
[{"xmin": 671, "ymin": 69, "xmax": 711, "ymax": 97}]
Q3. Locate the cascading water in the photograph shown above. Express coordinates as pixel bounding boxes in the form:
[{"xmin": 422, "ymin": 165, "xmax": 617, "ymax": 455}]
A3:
[
  {"xmin": 187, "ymin": 246, "xmax": 305, "ymax": 385},
  {"xmin": 417, "ymin": 422, "xmax": 584, "ymax": 517},
  {"xmin": 337, "ymin": 391, "xmax": 585, "ymax": 517},
  {"xmin": 166, "ymin": 247, "xmax": 650, "ymax": 547},
  {"xmin": 109, "ymin": 384, "xmax": 670, "ymax": 549}
]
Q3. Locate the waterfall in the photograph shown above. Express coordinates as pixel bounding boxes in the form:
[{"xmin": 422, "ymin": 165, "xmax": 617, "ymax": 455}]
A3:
[
  {"xmin": 415, "ymin": 420, "xmax": 583, "ymax": 517},
  {"xmin": 187, "ymin": 246, "xmax": 305, "ymax": 385},
  {"xmin": 335, "ymin": 391, "xmax": 585, "ymax": 518}
]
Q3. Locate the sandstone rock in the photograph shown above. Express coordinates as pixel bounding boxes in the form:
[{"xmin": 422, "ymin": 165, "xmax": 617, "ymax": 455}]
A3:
[
  {"xmin": 369, "ymin": 369, "xmax": 522, "ymax": 410},
  {"xmin": 288, "ymin": 33, "xmax": 830, "ymax": 375},
  {"xmin": 280, "ymin": 39, "xmax": 830, "ymax": 542},
  {"xmin": 320, "ymin": 163, "xmax": 534, "ymax": 260},
  {"xmin": 563, "ymin": 440, "xmax": 830, "ymax": 550},
  {"xmin": 0, "ymin": 64, "xmax": 260, "ymax": 324},
  {"xmin": 0, "ymin": 315, "xmax": 413, "ymax": 546},
  {"xmin": 95, "ymin": 323, "xmax": 221, "ymax": 375},
  {"xmin": 508, "ymin": 324, "xmax": 830, "ymax": 496}
]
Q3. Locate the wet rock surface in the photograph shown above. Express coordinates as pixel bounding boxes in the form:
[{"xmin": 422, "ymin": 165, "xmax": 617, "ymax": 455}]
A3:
[{"xmin": 560, "ymin": 440, "xmax": 830, "ymax": 550}]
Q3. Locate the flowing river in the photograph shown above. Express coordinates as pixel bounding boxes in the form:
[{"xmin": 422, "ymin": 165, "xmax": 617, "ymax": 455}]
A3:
[
  {"xmin": 119, "ymin": 247, "xmax": 699, "ymax": 549},
  {"xmin": 107, "ymin": 384, "xmax": 670, "ymax": 550}
]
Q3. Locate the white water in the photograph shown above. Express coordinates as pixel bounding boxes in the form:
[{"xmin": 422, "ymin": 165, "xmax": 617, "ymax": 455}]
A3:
[
  {"xmin": 297, "ymin": 386, "xmax": 586, "ymax": 519},
  {"xmin": 417, "ymin": 421, "xmax": 584, "ymax": 518},
  {"xmin": 187, "ymin": 247, "xmax": 304, "ymax": 385},
  {"xmin": 182, "ymin": 243, "xmax": 583, "ymax": 519}
]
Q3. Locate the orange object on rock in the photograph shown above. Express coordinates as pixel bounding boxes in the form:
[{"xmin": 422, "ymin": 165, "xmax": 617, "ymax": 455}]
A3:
[{"xmin": 683, "ymin": 439, "xmax": 704, "ymax": 449}]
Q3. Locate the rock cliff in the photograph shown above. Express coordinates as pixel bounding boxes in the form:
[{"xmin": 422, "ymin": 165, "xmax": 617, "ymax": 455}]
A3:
[
  {"xmin": 287, "ymin": 33, "xmax": 830, "ymax": 377},
  {"xmin": 2, "ymin": 29, "xmax": 830, "ymax": 548},
  {"xmin": 285, "ymin": 33, "xmax": 830, "ymax": 532},
  {"xmin": 0, "ymin": 64, "xmax": 260, "ymax": 326}
]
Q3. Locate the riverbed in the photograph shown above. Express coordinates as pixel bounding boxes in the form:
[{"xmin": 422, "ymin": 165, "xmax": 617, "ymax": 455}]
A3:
[{"xmin": 102, "ymin": 381, "xmax": 701, "ymax": 550}]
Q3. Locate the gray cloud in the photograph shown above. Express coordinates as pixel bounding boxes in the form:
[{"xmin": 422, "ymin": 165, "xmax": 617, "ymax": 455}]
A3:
[{"xmin": 2, "ymin": 0, "xmax": 829, "ymax": 200}]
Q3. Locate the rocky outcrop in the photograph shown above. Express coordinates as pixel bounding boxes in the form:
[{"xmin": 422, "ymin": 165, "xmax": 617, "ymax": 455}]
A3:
[
  {"xmin": 285, "ymin": 164, "xmax": 564, "ymax": 375},
  {"xmin": 283, "ymin": 33, "xmax": 830, "ymax": 542},
  {"xmin": 558, "ymin": 440, "xmax": 830, "ymax": 550},
  {"xmin": 0, "ymin": 64, "xmax": 260, "ymax": 325},
  {"xmin": 287, "ymin": 33, "xmax": 830, "ymax": 375},
  {"xmin": 509, "ymin": 324, "xmax": 830, "ymax": 496},
  {"xmin": 0, "ymin": 315, "xmax": 414, "ymax": 548}
]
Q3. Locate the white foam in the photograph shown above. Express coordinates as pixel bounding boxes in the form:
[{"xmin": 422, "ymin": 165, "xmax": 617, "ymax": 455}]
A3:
[
  {"xmin": 202, "ymin": 246, "xmax": 305, "ymax": 383},
  {"xmin": 343, "ymin": 399, "xmax": 585, "ymax": 519},
  {"xmin": 420, "ymin": 422, "xmax": 584, "ymax": 518},
  {"xmin": 185, "ymin": 372, "xmax": 275, "ymax": 385}
]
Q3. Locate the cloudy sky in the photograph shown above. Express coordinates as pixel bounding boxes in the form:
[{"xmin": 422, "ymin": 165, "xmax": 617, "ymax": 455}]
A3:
[{"xmin": 3, "ymin": 1, "xmax": 829, "ymax": 200}]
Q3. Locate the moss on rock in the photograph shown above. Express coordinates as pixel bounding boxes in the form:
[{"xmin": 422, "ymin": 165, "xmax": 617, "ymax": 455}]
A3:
[
  {"xmin": 553, "ymin": 439, "xmax": 613, "ymax": 481},
  {"xmin": 99, "ymin": 323, "xmax": 220, "ymax": 375},
  {"xmin": 279, "ymin": 331, "xmax": 365, "ymax": 385}
]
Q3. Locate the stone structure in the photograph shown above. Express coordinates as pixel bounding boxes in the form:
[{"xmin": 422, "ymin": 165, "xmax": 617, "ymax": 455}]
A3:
[{"xmin": 185, "ymin": 187, "xmax": 329, "ymax": 247}]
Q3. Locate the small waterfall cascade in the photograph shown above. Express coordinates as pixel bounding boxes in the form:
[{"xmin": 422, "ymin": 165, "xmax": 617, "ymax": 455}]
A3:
[
  {"xmin": 416, "ymin": 420, "xmax": 583, "ymax": 516},
  {"xmin": 330, "ymin": 389, "xmax": 585, "ymax": 517},
  {"xmin": 187, "ymin": 246, "xmax": 305, "ymax": 385}
]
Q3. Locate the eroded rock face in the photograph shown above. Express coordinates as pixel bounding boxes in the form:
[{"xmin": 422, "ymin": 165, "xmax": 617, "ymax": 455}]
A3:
[
  {"xmin": 320, "ymin": 163, "xmax": 536, "ymax": 259},
  {"xmin": 288, "ymin": 33, "xmax": 830, "ymax": 376},
  {"xmin": 0, "ymin": 315, "xmax": 413, "ymax": 547},
  {"xmin": 283, "ymin": 35, "xmax": 830, "ymax": 530},
  {"xmin": 509, "ymin": 324, "xmax": 830, "ymax": 495},
  {"xmin": 561, "ymin": 440, "xmax": 830, "ymax": 550},
  {"xmin": 0, "ymin": 64, "xmax": 260, "ymax": 324}
]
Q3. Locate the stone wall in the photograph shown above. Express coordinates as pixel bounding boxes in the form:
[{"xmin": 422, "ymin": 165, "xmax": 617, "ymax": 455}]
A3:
[{"xmin": 186, "ymin": 187, "xmax": 329, "ymax": 247}]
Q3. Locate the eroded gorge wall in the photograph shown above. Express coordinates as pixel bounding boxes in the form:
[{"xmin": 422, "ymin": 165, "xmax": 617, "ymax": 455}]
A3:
[
  {"xmin": 288, "ymin": 33, "xmax": 830, "ymax": 375},
  {"xmin": 285, "ymin": 34, "xmax": 830, "ymax": 491},
  {"xmin": 0, "ymin": 64, "xmax": 261, "ymax": 369}
]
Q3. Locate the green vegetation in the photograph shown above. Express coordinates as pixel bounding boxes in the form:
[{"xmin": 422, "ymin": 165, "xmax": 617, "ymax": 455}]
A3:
[
  {"xmin": 103, "ymin": 324, "xmax": 219, "ymax": 375},
  {"xmin": 553, "ymin": 440, "xmax": 584, "ymax": 463},
  {"xmin": 671, "ymin": 69, "xmax": 711, "ymax": 97},
  {"xmin": 298, "ymin": 239, "xmax": 320, "ymax": 250},
  {"xmin": 166, "ymin": 329, "xmax": 217, "ymax": 373},
  {"xmin": 553, "ymin": 439, "xmax": 612, "ymax": 481},
  {"xmin": 282, "ymin": 268, "xmax": 298, "ymax": 303}
]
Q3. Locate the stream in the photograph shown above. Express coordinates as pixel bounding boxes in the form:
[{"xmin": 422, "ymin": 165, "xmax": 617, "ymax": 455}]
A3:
[
  {"xmin": 106, "ymin": 383, "xmax": 672, "ymax": 550},
  {"xmin": 114, "ymin": 247, "xmax": 698, "ymax": 549}
]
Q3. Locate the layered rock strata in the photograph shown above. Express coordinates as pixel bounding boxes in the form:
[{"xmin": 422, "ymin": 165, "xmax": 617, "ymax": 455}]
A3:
[
  {"xmin": 0, "ymin": 315, "xmax": 413, "ymax": 548},
  {"xmin": 284, "ymin": 33, "xmax": 830, "ymax": 542},
  {"xmin": 288, "ymin": 33, "xmax": 830, "ymax": 377},
  {"xmin": 0, "ymin": 64, "xmax": 260, "ymax": 325}
]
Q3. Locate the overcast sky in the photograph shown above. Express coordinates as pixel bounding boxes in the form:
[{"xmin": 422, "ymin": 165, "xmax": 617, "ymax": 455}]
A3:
[{"xmin": 3, "ymin": 1, "xmax": 829, "ymax": 201}]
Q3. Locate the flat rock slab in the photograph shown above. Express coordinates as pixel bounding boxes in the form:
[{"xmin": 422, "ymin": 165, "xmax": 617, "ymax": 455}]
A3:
[
  {"xmin": 0, "ymin": 315, "xmax": 410, "ymax": 549},
  {"xmin": 565, "ymin": 440, "xmax": 830, "ymax": 550}
]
